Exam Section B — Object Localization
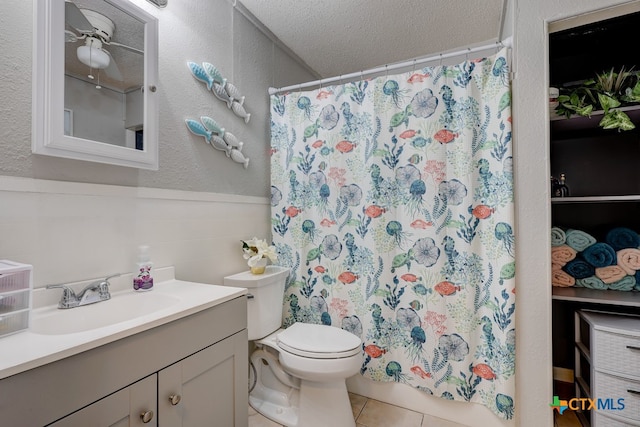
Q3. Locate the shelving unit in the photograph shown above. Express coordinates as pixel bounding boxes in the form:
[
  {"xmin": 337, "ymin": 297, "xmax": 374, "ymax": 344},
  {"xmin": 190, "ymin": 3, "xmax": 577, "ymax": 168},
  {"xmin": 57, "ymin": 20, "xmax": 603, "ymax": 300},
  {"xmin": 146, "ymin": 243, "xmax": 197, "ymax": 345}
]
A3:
[
  {"xmin": 550, "ymin": 104, "xmax": 640, "ymax": 425},
  {"xmin": 550, "ymin": 10, "xmax": 640, "ymax": 426}
]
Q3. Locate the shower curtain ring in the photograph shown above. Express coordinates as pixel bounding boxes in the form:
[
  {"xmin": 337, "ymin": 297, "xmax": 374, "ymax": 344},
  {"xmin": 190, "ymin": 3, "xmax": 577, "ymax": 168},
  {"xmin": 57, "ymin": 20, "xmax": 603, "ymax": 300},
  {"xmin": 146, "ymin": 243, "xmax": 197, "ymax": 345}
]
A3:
[
  {"xmin": 385, "ymin": 64, "xmax": 388, "ymax": 78},
  {"xmin": 466, "ymin": 47, "xmax": 471, "ymax": 61},
  {"xmin": 412, "ymin": 59, "xmax": 416, "ymax": 73},
  {"xmin": 439, "ymin": 53, "xmax": 443, "ymax": 67}
]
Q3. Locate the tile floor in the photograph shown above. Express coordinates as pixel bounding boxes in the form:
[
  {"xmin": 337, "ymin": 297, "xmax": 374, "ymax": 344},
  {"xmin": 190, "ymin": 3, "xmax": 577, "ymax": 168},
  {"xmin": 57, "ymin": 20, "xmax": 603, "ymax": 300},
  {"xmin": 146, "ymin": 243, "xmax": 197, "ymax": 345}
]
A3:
[{"xmin": 248, "ymin": 392, "xmax": 469, "ymax": 427}]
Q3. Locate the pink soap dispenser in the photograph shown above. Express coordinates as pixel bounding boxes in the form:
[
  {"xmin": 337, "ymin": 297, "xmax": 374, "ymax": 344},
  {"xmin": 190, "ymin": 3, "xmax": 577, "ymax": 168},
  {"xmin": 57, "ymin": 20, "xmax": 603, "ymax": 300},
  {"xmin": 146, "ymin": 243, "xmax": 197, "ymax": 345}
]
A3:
[{"xmin": 133, "ymin": 245, "xmax": 154, "ymax": 291}]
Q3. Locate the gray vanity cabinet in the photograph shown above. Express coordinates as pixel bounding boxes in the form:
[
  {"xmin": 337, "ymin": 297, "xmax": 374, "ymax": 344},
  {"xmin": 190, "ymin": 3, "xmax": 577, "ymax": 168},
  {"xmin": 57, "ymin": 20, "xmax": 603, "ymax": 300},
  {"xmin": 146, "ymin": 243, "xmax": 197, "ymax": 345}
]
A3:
[
  {"xmin": 159, "ymin": 332, "xmax": 248, "ymax": 426},
  {"xmin": 49, "ymin": 330, "xmax": 248, "ymax": 427},
  {"xmin": 49, "ymin": 375, "xmax": 158, "ymax": 427},
  {"xmin": 0, "ymin": 296, "xmax": 248, "ymax": 427}
]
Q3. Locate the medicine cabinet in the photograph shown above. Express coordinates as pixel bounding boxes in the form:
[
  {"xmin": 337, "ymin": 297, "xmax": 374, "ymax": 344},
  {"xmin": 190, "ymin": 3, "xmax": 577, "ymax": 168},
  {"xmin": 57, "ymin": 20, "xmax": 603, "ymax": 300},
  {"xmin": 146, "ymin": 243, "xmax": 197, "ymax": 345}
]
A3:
[{"xmin": 32, "ymin": 0, "xmax": 159, "ymax": 170}]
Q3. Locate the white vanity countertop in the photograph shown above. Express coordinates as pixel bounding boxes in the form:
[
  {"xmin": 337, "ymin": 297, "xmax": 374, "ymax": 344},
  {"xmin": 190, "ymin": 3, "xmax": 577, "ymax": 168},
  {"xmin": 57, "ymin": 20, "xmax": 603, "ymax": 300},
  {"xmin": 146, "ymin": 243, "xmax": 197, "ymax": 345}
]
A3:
[{"xmin": 0, "ymin": 270, "xmax": 246, "ymax": 380}]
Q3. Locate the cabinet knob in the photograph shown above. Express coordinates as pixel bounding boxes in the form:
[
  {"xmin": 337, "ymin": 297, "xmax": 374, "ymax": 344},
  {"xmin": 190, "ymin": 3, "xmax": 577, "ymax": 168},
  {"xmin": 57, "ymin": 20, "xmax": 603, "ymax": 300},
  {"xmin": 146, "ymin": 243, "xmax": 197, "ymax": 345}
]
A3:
[
  {"xmin": 140, "ymin": 410, "xmax": 154, "ymax": 423},
  {"xmin": 169, "ymin": 394, "xmax": 182, "ymax": 405}
]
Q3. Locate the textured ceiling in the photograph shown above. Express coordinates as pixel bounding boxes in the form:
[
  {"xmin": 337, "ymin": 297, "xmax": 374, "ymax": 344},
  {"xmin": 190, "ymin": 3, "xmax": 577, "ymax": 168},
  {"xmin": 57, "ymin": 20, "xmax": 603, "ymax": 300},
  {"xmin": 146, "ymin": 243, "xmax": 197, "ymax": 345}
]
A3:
[{"xmin": 238, "ymin": 0, "xmax": 507, "ymax": 79}]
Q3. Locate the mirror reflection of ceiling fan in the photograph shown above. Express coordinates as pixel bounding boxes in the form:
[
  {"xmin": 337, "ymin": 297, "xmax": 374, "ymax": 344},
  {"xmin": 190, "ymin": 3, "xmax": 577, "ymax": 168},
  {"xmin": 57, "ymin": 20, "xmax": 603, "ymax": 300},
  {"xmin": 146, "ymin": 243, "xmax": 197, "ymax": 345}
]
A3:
[{"xmin": 64, "ymin": 0, "xmax": 143, "ymax": 87}]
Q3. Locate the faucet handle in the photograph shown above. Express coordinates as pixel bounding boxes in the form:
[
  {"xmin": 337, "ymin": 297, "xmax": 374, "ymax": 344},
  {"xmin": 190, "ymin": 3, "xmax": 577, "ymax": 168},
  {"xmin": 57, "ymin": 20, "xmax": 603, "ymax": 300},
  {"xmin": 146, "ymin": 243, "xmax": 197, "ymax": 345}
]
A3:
[
  {"xmin": 96, "ymin": 273, "xmax": 120, "ymax": 298},
  {"xmin": 105, "ymin": 273, "xmax": 121, "ymax": 282},
  {"xmin": 46, "ymin": 283, "xmax": 76, "ymax": 295},
  {"xmin": 46, "ymin": 284, "xmax": 77, "ymax": 309}
]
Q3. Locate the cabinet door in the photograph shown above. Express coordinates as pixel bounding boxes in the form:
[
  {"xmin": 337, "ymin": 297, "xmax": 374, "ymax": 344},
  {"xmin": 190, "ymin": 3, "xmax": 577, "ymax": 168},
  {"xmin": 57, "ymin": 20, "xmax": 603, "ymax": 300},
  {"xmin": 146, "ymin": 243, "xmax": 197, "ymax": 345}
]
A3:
[
  {"xmin": 49, "ymin": 374, "xmax": 157, "ymax": 427},
  {"xmin": 158, "ymin": 330, "xmax": 248, "ymax": 427}
]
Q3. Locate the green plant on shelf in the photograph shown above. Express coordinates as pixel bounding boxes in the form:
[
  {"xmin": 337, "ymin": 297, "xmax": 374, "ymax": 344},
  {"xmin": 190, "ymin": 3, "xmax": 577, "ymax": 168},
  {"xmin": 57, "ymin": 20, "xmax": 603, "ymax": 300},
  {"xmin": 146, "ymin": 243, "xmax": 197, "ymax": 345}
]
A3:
[{"xmin": 555, "ymin": 66, "xmax": 640, "ymax": 131}]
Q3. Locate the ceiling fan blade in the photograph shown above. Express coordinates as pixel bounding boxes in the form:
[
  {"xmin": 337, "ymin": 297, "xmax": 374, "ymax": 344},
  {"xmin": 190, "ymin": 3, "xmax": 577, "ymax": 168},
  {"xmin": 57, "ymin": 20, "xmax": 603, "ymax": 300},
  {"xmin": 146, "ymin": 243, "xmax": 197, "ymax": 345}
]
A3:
[
  {"xmin": 108, "ymin": 41, "xmax": 143, "ymax": 55},
  {"xmin": 65, "ymin": 30, "xmax": 79, "ymax": 43},
  {"xmin": 65, "ymin": 1, "xmax": 94, "ymax": 33},
  {"xmin": 103, "ymin": 50, "xmax": 123, "ymax": 81}
]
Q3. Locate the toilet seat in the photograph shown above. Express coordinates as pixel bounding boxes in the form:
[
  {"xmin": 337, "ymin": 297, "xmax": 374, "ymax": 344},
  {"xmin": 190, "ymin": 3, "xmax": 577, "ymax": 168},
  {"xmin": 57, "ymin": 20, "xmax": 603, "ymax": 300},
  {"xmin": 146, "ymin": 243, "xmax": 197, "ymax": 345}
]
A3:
[{"xmin": 277, "ymin": 322, "xmax": 361, "ymax": 359}]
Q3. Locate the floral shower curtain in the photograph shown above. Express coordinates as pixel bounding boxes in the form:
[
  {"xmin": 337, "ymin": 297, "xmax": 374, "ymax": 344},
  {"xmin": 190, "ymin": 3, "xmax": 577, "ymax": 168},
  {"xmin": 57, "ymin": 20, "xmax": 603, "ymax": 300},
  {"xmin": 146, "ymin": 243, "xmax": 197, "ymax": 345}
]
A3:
[{"xmin": 269, "ymin": 48, "xmax": 515, "ymax": 419}]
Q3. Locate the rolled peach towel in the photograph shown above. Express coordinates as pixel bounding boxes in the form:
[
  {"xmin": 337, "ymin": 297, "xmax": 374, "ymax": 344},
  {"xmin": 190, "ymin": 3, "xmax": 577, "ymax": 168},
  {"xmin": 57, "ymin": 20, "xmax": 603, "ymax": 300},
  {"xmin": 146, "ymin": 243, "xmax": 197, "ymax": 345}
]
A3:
[
  {"xmin": 551, "ymin": 245, "xmax": 577, "ymax": 266},
  {"xmin": 552, "ymin": 270, "xmax": 575, "ymax": 287},
  {"xmin": 617, "ymin": 248, "xmax": 640, "ymax": 275},
  {"xmin": 595, "ymin": 265, "xmax": 627, "ymax": 284},
  {"xmin": 552, "ymin": 262, "xmax": 564, "ymax": 271}
]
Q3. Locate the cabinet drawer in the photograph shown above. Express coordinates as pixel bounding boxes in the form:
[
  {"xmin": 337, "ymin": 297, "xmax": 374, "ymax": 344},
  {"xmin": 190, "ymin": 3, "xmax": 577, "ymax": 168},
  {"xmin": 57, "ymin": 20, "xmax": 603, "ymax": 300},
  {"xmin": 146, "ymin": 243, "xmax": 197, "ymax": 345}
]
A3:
[
  {"xmin": 594, "ymin": 371, "xmax": 640, "ymax": 421},
  {"xmin": 0, "ymin": 265, "xmax": 30, "ymax": 293},
  {"xmin": 594, "ymin": 330, "xmax": 640, "ymax": 377},
  {"xmin": 0, "ymin": 310, "xmax": 29, "ymax": 337},
  {"xmin": 0, "ymin": 290, "xmax": 30, "ymax": 314}
]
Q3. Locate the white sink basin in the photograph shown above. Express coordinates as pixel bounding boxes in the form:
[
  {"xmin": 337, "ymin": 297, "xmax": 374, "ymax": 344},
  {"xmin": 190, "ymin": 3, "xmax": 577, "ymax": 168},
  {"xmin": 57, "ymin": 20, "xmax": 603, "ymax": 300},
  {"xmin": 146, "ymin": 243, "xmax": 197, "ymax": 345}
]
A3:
[
  {"xmin": 0, "ymin": 273, "xmax": 247, "ymax": 381},
  {"xmin": 31, "ymin": 291, "xmax": 179, "ymax": 335}
]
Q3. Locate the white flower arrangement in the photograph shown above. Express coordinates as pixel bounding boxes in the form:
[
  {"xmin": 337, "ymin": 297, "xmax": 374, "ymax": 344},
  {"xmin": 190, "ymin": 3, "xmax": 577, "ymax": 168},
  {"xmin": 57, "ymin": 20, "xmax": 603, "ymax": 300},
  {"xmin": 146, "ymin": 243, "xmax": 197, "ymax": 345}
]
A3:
[{"xmin": 242, "ymin": 237, "xmax": 278, "ymax": 267}]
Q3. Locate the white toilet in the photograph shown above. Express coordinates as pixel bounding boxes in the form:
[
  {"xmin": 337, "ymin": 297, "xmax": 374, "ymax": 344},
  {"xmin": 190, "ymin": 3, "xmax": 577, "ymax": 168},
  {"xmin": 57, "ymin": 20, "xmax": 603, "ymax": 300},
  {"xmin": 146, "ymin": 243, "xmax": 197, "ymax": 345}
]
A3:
[{"xmin": 224, "ymin": 266, "xmax": 362, "ymax": 427}]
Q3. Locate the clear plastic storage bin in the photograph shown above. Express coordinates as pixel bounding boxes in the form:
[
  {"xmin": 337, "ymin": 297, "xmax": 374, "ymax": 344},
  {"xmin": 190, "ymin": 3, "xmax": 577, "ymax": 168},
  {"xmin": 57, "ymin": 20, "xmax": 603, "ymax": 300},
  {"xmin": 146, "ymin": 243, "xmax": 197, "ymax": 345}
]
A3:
[{"xmin": 0, "ymin": 260, "xmax": 32, "ymax": 337}]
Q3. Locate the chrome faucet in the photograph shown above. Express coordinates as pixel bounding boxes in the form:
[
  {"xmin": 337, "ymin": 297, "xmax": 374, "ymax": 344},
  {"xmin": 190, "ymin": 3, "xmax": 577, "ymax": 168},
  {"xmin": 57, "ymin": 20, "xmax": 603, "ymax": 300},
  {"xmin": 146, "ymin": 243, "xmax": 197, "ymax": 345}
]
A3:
[{"xmin": 46, "ymin": 273, "xmax": 121, "ymax": 309}]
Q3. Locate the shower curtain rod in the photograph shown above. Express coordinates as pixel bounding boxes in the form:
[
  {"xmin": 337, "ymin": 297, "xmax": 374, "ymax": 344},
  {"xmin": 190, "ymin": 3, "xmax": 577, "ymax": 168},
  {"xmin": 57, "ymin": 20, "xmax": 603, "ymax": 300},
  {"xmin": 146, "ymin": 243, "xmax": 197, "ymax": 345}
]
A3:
[{"xmin": 268, "ymin": 37, "xmax": 512, "ymax": 95}]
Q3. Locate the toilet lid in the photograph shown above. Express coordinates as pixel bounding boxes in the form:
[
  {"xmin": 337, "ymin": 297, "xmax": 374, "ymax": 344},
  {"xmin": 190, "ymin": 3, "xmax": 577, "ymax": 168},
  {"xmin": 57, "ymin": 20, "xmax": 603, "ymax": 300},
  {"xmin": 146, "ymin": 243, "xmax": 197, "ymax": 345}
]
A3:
[{"xmin": 276, "ymin": 322, "xmax": 361, "ymax": 359}]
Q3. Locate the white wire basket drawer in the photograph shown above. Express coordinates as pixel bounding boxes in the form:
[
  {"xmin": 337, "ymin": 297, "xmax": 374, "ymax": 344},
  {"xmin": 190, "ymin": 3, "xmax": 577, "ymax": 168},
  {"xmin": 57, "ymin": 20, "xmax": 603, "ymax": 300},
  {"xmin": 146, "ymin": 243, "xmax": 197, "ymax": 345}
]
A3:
[
  {"xmin": 594, "ymin": 410, "xmax": 640, "ymax": 426},
  {"xmin": 594, "ymin": 371, "xmax": 640, "ymax": 422},
  {"xmin": 594, "ymin": 330, "xmax": 640, "ymax": 378}
]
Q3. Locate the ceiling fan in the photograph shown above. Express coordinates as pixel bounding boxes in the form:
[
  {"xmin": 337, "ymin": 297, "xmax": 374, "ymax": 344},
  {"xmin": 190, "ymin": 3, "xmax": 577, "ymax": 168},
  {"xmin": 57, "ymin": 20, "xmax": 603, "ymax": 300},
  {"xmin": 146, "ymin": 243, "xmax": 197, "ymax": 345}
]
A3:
[{"xmin": 64, "ymin": 0, "xmax": 143, "ymax": 86}]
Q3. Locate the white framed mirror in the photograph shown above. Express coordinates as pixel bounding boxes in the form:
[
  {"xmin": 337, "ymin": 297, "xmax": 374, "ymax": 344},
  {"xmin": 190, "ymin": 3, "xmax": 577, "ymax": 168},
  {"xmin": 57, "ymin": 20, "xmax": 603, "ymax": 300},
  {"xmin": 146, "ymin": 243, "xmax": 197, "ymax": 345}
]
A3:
[{"xmin": 33, "ymin": 0, "xmax": 159, "ymax": 170}]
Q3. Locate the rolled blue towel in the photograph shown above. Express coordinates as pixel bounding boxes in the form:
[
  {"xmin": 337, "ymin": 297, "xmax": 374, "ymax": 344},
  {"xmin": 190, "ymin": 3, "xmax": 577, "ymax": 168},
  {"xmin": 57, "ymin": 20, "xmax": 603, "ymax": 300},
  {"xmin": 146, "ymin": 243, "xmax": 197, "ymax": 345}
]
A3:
[
  {"xmin": 576, "ymin": 276, "xmax": 608, "ymax": 290},
  {"xmin": 551, "ymin": 227, "xmax": 566, "ymax": 247},
  {"xmin": 565, "ymin": 229, "xmax": 596, "ymax": 252},
  {"xmin": 609, "ymin": 275, "xmax": 636, "ymax": 291},
  {"xmin": 562, "ymin": 259, "xmax": 595, "ymax": 279},
  {"xmin": 605, "ymin": 227, "xmax": 640, "ymax": 251},
  {"xmin": 582, "ymin": 242, "xmax": 617, "ymax": 267}
]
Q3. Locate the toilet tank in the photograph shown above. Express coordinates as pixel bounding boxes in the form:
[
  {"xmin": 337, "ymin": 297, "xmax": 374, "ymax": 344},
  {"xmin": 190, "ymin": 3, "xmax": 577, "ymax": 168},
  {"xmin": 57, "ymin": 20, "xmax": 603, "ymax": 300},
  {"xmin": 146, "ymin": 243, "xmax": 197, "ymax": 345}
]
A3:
[{"xmin": 223, "ymin": 266, "xmax": 290, "ymax": 340}]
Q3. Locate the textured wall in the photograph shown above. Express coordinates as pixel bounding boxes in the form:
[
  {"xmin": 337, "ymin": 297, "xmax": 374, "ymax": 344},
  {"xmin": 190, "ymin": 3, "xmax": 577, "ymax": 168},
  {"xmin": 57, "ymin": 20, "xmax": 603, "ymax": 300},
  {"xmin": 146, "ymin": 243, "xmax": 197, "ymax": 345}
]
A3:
[{"xmin": 0, "ymin": 0, "xmax": 314, "ymax": 196}]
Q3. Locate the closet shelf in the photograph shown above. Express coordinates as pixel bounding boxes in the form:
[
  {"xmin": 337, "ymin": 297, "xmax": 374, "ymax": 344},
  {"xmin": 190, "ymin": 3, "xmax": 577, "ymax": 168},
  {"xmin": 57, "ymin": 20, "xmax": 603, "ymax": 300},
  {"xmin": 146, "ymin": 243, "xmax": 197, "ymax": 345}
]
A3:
[
  {"xmin": 552, "ymin": 195, "xmax": 640, "ymax": 203},
  {"xmin": 551, "ymin": 104, "xmax": 640, "ymax": 122},
  {"xmin": 553, "ymin": 287, "xmax": 640, "ymax": 306},
  {"xmin": 551, "ymin": 104, "xmax": 640, "ymax": 134}
]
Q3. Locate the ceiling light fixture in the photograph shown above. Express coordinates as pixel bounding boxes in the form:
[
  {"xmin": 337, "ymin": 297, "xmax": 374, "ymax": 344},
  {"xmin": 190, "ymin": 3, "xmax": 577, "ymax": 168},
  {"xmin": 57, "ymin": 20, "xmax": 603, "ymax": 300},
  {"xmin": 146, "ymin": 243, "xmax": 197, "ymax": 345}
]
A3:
[{"xmin": 77, "ymin": 38, "xmax": 110, "ymax": 69}]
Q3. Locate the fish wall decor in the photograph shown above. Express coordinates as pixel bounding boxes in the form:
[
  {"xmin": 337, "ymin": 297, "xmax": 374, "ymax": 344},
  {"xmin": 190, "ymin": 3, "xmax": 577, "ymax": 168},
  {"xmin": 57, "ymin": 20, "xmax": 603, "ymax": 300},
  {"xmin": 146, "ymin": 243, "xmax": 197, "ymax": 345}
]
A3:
[
  {"xmin": 187, "ymin": 61, "xmax": 250, "ymax": 123},
  {"xmin": 185, "ymin": 117, "xmax": 249, "ymax": 168}
]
